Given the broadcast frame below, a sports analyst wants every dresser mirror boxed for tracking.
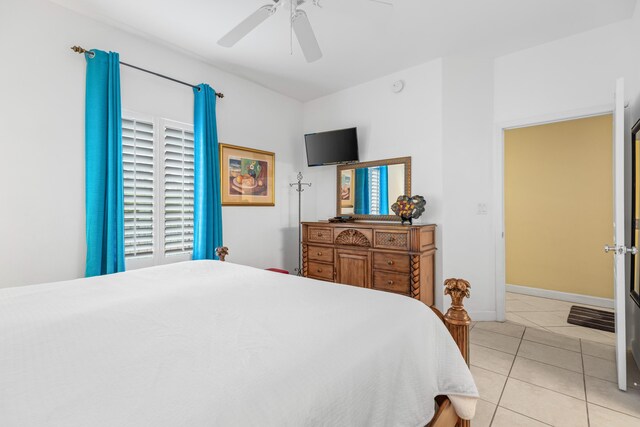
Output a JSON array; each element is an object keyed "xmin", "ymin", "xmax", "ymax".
[{"xmin": 336, "ymin": 157, "xmax": 411, "ymax": 221}]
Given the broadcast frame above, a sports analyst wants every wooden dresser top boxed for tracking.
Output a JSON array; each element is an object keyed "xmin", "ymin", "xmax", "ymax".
[{"xmin": 302, "ymin": 221, "xmax": 435, "ymax": 230}]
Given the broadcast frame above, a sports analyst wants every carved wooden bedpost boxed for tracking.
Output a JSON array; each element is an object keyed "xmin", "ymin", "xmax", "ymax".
[
  {"xmin": 443, "ymin": 278, "xmax": 471, "ymax": 365},
  {"xmin": 215, "ymin": 246, "xmax": 229, "ymax": 262},
  {"xmin": 443, "ymin": 279, "xmax": 471, "ymax": 427}
]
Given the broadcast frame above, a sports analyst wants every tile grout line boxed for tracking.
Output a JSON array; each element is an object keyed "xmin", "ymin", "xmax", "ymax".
[
  {"xmin": 488, "ymin": 325, "xmax": 526, "ymax": 426},
  {"xmin": 494, "ymin": 406, "xmax": 554, "ymax": 426},
  {"xmin": 506, "ymin": 374, "xmax": 587, "ymax": 403},
  {"xmin": 472, "ymin": 336, "xmax": 581, "ymax": 355},
  {"xmin": 473, "ymin": 353, "xmax": 619, "ymax": 400},
  {"xmin": 588, "ymin": 402, "xmax": 640, "ymax": 421},
  {"xmin": 470, "ymin": 346, "xmax": 583, "ymax": 377},
  {"xmin": 472, "ymin": 319, "xmax": 625, "ymax": 424},
  {"xmin": 580, "ymin": 339, "xmax": 591, "ymax": 427},
  {"xmin": 483, "ymin": 315, "xmax": 615, "ymax": 345},
  {"xmin": 471, "ymin": 335, "xmax": 603, "ymax": 403},
  {"xmin": 472, "ymin": 325, "xmax": 525, "ymax": 339}
]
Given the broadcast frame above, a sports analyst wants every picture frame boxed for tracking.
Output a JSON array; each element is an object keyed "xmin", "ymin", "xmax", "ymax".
[
  {"xmin": 340, "ymin": 169, "xmax": 354, "ymax": 208},
  {"xmin": 219, "ymin": 143, "xmax": 275, "ymax": 206}
]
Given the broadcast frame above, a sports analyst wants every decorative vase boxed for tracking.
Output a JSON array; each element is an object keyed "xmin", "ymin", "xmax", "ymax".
[{"xmin": 391, "ymin": 195, "xmax": 426, "ymax": 225}]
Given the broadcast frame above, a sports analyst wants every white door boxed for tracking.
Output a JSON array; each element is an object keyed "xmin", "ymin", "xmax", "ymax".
[{"xmin": 606, "ymin": 77, "xmax": 630, "ymax": 391}]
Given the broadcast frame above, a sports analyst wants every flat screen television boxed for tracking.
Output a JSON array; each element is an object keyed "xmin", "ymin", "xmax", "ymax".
[{"xmin": 305, "ymin": 127, "xmax": 359, "ymax": 167}]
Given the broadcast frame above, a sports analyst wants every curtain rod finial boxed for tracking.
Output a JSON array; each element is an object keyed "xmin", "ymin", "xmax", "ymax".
[{"xmin": 71, "ymin": 45, "xmax": 94, "ymax": 58}]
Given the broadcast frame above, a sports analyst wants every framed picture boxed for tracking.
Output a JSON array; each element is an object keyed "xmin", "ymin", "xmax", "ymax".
[
  {"xmin": 340, "ymin": 169, "xmax": 354, "ymax": 208},
  {"xmin": 219, "ymin": 143, "xmax": 275, "ymax": 206}
]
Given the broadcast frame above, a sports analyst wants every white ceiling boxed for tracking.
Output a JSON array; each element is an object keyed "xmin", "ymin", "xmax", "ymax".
[{"xmin": 54, "ymin": 0, "xmax": 636, "ymax": 101}]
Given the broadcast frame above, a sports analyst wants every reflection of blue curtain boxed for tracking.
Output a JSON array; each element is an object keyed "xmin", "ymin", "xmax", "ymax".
[
  {"xmin": 193, "ymin": 84, "xmax": 223, "ymax": 260},
  {"xmin": 85, "ymin": 49, "xmax": 125, "ymax": 277},
  {"xmin": 355, "ymin": 167, "xmax": 370, "ymax": 214},
  {"xmin": 379, "ymin": 165, "xmax": 389, "ymax": 214}
]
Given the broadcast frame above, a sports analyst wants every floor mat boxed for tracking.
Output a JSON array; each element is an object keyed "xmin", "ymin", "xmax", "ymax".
[{"xmin": 567, "ymin": 305, "xmax": 615, "ymax": 333}]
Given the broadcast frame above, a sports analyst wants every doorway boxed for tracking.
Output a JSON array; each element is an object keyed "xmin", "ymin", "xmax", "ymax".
[{"xmin": 499, "ymin": 113, "xmax": 616, "ymax": 344}]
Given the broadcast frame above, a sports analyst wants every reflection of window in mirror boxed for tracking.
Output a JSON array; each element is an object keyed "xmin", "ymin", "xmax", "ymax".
[
  {"xmin": 339, "ymin": 164, "xmax": 406, "ymax": 216},
  {"xmin": 337, "ymin": 157, "xmax": 411, "ymax": 219}
]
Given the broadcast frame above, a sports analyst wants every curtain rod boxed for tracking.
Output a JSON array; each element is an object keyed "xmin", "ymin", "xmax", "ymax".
[{"xmin": 71, "ymin": 46, "xmax": 224, "ymax": 98}]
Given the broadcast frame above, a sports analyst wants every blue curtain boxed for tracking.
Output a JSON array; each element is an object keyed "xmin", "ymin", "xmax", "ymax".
[
  {"xmin": 354, "ymin": 167, "xmax": 370, "ymax": 215},
  {"xmin": 193, "ymin": 84, "xmax": 223, "ymax": 260},
  {"xmin": 84, "ymin": 50, "xmax": 125, "ymax": 277},
  {"xmin": 379, "ymin": 165, "xmax": 389, "ymax": 215}
]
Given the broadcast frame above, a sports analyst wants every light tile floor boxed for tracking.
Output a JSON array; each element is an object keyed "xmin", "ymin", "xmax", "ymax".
[
  {"xmin": 505, "ymin": 292, "xmax": 616, "ymax": 345},
  {"xmin": 470, "ymin": 321, "xmax": 640, "ymax": 426}
]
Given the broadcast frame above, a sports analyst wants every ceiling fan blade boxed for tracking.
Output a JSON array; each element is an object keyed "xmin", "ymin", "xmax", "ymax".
[
  {"xmin": 292, "ymin": 10, "xmax": 322, "ymax": 63},
  {"xmin": 369, "ymin": 0, "xmax": 393, "ymax": 5},
  {"xmin": 218, "ymin": 5, "xmax": 275, "ymax": 48}
]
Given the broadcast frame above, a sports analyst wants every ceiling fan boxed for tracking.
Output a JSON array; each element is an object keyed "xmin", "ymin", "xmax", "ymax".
[{"xmin": 218, "ymin": 0, "xmax": 392, "ymax": 63}]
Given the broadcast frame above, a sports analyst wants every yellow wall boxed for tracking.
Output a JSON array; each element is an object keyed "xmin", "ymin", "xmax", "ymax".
[{"xmin": 505, "ymin": 115, "xmax": 613, "ymax": 299}]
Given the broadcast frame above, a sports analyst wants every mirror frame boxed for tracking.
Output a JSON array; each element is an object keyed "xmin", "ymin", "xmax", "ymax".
[
  {"xmin": 631, "ymin": 119, "xmax": 640, "ymax": 307},
  {"xmin": 336, "ymin": 156, "xmax": 411, "ymax": 222}
]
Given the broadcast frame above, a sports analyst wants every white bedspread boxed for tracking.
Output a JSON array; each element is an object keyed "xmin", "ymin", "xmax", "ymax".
[{"xmin": 0, "ymin": 261, "xmax": 478, "ymax": 426}]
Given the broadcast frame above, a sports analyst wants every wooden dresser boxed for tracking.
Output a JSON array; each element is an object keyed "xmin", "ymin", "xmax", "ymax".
[{"xmin": 301, "ymin": 221, "xmax": 436, "ymax": 305}]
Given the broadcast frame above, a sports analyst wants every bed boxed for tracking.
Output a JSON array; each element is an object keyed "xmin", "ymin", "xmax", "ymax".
[{"xmin": 0, "ymin": 252, "xmax": 478, "ymax": 427}]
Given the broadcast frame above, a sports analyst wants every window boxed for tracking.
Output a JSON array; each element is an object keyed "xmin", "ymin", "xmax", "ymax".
[
  {"xmin": 122, "ymin": 117, "xmax": 155, "ymax": 259},
  {"xmin": 122, "ymin": 112, "xmax": 194, "ymax": 268},
  {"xmin": 162, "ymin": 122, "xmax": 194, "ymax": 256},
  {"xmin": 369, "ymin": 167, "xmax": 381, "ymax": 215}
]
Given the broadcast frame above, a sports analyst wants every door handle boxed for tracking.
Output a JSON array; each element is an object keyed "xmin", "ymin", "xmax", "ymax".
[{"xmin": 604, "ymin": 245, "xmax": 638, "ymax": 255}]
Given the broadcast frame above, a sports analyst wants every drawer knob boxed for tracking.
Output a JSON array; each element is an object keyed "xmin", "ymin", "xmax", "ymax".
[
  {"xmin": 387, "ymin": 260, "xmax": 394, "ymax": 265},
  {"xmin": 317, "ymin": 252, "xmax": 323, "ymax": 256},
  {"xmin": 317, "ymin": 268, "xmax": 323, "ymax": 273},
  {"xmin": 388, "ymin": 236, "xmax": 396, "ymax": 242},
  {"xmin": 317, "ymin": 233, "xmax": 323, "ymax": 237},
  {"xmin": 387, "ymin": 280, "xmax": 394, "ymax": 285}
]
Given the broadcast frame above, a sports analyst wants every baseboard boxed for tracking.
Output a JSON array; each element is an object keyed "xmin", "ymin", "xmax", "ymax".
[
  {"xmin": 632, "ymin": 339, "xmax": 640, "ymax": 374},
  {"xmin": 506, "ymin": 284, "xmax": 614, "ymax": 309},
  {"xmin": 468, "ymin": 310, "xmax": 497, "ymax": 321}
]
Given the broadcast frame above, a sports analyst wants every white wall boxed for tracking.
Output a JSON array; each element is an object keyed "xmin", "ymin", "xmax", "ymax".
[
  {"xmin": 302, "ymin": 60, "xmax": 446, "ymax": 308},
  {"xmin": 494, "ymin": 19, "xmax": 634, "ymax": 124},
  {"xmin": 441, "ymin": 54, "xmax": 496, "ymax": 320},
  {"xmin": 0, "ymin": 0, "xmax": 303, "ymax": 289}
]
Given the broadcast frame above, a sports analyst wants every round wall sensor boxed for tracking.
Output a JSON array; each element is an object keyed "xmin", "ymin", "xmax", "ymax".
[{"xmin": 392, "ymin": 80, "xmax": 405, "ymax": 93}]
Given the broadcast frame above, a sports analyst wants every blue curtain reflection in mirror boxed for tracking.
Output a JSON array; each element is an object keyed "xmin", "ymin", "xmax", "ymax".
[
  {"xmin": 355, "ymin": 167, "xmax": 370, "ymax": 214},
  {"xmin": 355, "ymin": 166, "xmax": 388, "ymax": 215}
]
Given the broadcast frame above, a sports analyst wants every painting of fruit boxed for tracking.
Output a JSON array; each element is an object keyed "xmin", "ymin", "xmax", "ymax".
[{"xmin": 220, "ymin": 144, "xmax": 275, "ymax": 206}]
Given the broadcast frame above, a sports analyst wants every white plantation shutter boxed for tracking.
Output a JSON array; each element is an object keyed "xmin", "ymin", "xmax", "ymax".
[
  {"xmin": 369, "ymin": 167, "xmax": 381, "ymax": 215},
  {"xmin": 162, "ymin": 121, "xmax": 195, "ymax": 256},
  {"xmin": 122, "ymin": 117, "xmax": 155, "ymax": 259}
]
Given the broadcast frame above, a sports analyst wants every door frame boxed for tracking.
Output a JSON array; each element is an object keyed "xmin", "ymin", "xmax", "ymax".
[{"xmin": 493, "ymin": 104, "xmax": 615, "ymax": 321}]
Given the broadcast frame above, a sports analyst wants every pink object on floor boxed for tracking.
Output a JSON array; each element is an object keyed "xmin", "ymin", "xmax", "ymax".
[{"xmin": 266, "ymin": 268, "xmax": 289, "ymax": 274}]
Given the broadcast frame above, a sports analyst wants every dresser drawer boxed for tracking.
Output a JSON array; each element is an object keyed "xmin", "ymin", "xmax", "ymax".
[
  {"xmin": 307, "ymin": 227, "xmax": 333, "ymax": 244},
  {"xmin": 308, "ymin": 261, "xmax": 334, "ymax": 281},
  {"xmin": 372, "ymin": 270, "xmax": 410, "ymax": 295},
  {"xmin": 374, "ymin": 230, "xmax": 409, "ymax": 250},
  {"xmin": 372, "ymin": 252, "xmax": 410, "ymax": 273},
  {"xmin": 308, "ymin": 245, "xmax": 333, "ymax": 263}
]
